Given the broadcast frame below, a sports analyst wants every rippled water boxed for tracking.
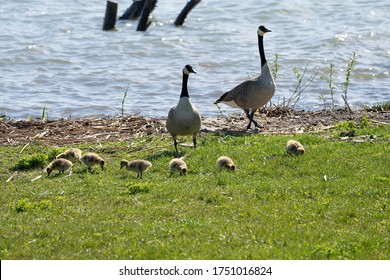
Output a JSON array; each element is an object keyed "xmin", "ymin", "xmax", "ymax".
[{"xmin": 1, "ymin": 0, "xmax": 389, "ymax": 120}]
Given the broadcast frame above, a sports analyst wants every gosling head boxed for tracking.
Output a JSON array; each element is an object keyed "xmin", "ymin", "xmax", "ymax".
[
  {"xmin": 120, "ymin": 159, "xmax": 128, "ymax": 169},
  {"xmin": 257, "ymin": 25, "xmax": 271, "ymax": 36},
  {"xmin": 46, "ymin": 167, "xmax": 53, "ymax": 177},
  {"xmin": 181, "ymin": 167, "xmax": 187, "ymax": 175},
  {"xmin": 297, "ymin": 147, "xmax": 305, "ymax": 155},
  {"xmin": 183, "ymin": 64, "xmax": 196, "ymax": 75}
]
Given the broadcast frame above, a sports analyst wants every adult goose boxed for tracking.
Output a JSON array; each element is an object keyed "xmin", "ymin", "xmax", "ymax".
[
  {"xmin": 166, "ymin": 65, "xmax": 202, "ymax": 154},
  {"xmin": 214, "ymin": 25, "xmax": 276, "ymax": 129}
]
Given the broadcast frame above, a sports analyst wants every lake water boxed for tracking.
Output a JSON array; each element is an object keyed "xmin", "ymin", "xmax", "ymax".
[{"xmin": 1, "ymin": 0, "xmax": 389, "ymax": 120}]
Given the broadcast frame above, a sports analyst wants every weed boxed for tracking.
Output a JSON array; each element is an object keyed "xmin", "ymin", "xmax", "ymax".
[
  {"xmin": 320, "ymin": 63, "xmax": 336, "ymax": 110},
  {"xmin": 341, "ymin": 51, "xmax": 357, "ymax": 112},
  {"xmin": 272, "ymin": 64, "xmax": 317, "ymax": 111},
  {"xmin": 124, "ymin": 182, "xmax": 150, "ymax": 195},
  {"xmin": 41, "ymin": 106, "xmax": 48, "ymax": 122},
  {"xmin": 13, "ymin": 154, "xmax": 48, "ymax": 171},
  {"xmin": 121, "ymin": 84, "xmax": 130, "ymax": 117},
  {"xmin": 272, "ymin": 52, "xmax": 280, "ymax": 81}
]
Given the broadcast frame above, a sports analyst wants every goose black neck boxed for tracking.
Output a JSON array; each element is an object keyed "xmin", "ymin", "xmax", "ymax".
[
  {"xmin": 258, "ymin": 34, "xmax": 267, "ymax": 67},
  {"xmin": 180, "ymin": 73, "xmax": 190, "ymax": 98}
]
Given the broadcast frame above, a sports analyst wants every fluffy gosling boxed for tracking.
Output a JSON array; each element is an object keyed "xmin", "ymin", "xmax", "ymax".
[
  {"xmin": 56, "ymin": 148, "xmax": 82, "ymax": 163},
  {"xmin": 217, "ymin": 156, "xmax": 236, "ymax": 171},
  {"xmin": 80, "ymin": 152, "xmax": 105, "ymax": 172},
  {"xmin": 46, "ymin": 158, "xmax": 73, "ymax": 176},
  {"xmin": 120, "ymin": 159, "xmax": 152, "ymax": 178},
  {"xmin": 169, "ymin": 157, "xmax": 187, "ymax": 176},
  {"xmin": 286, "ymin": 140, "xmax": 305, "ymax": 156}
]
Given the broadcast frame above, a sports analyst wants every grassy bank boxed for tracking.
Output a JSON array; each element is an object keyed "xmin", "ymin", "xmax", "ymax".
[{"xmin": 0, "ymin": 119, "xmax": 389, "ymax": 259}]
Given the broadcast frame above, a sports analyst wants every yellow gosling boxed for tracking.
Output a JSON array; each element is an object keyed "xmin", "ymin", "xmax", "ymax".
[
  {"xmin": 45, "ymin": 158, "xmax": 73, "ymax": 176},
  {"xmin": 217, "ymin": 156, "xmax": 236, "ymax": 171},
  {"xmin": 286, "ymin": 140, "xmax": 305, "ymax": 156},
  {"xmin": 120, "ymin": 159, "xmax": 152, "ymax": 178},
  {"xmin": 169, "ymin": 157, "xmax": 187, "ymax": 176},
  {"xmin": 80, "ymin": 152, "xmax": 105, "ymax": 172},
  {"xmin": 56, "ymin": 148, "xmax": 82, "ymax": 163}
]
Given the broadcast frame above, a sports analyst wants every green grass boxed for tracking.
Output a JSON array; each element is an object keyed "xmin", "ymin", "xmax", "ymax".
[{"xmin": 0, "ymin": 121, "xmax": 389, "ymax": 260}]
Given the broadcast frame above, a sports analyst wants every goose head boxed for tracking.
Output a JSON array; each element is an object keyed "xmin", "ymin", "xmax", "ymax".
[
  {"xmin": 257, "ymin": 25, "xmax": 272, "ymax": 36},
  {"xmin": 183, "ymin": 64, "xmax": 196, "ymax": 75}
]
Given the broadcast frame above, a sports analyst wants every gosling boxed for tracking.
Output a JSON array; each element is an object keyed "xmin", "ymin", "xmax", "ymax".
[
  {"xmin": 120, "ymin": 159, "xmax": 152, "ymax": 178},
  {"xmin": 46, "ymin": 158, "xmax": 73, "ymax": 176},
  {"xmin": 80, "ymin": 152, "xmax": 105, "ymax": 172},
  {"xmin": 286, "ymin": 140, "xmax": 305, "ymax": 156},
  {"xmin": 217, "ymin": 156, "xmax": 236, "ymax": 171},
  {"xmin": 56, "ymin": 148, "xmax": 82, "ymax": 163},
  {"xmin": 169, "ymin": 157, "xmax": 187, "ymax": 176}
]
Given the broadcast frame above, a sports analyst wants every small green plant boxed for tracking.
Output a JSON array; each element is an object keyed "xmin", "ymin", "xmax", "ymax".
[
  {"xmin": 272, "ymin": 52, "xmax": 280, "ymax": 80},
  {"xmin": 121, "ymin": 84, "xmax": 130, "ymax": 117},
  {"xmin": 319, "ymin": 51, "xmax": 357, "ymax": 111},
  {"xmin": 360, "ymin": 115, "xmax": 371, "ymax": 128},
  {"xmin": 341, "ymin": 51, "xmax": 357, "ymax": 112},
  {"xmin": 13, "ymin": 199, "xmax": 52, "ymax": 213},
  {"xmin": 13, "ymin": 154, "xmax": 49, "ymax": 171},
  {"xmin": 41, "ymin": 106, "xmax": 48, "ymax": 122},
  {"xmin": 280, "ymin": 64, "xmax": 317, "ymax": 110},
  {"xmin": 124, "ymin": 182, "xmax": 150, "ymax": 195},
  {"xmin": 320, "ymin": 63, "xmax": 336, "ymax": 110}
]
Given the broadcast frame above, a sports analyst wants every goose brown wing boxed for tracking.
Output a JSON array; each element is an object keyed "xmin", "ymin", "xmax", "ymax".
[{"xmin": 214, "ymin": 80, "xmax": 253, "ymax": 106}]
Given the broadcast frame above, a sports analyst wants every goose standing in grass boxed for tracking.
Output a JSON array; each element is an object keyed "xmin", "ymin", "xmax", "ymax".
[
  {"xmin": 214, "ymin": 25, "xmax": 276, "ymax": 129},
  {"xmin": 120, "ymin": 159, "xmax": 152, "ymax": 178},
  {"xmin": 217, "ymin": 156, "xmax": 236, "ymax": 171},
  {"xmin": 80, "ymin": 152, "xmax": 105, "ymax": 172},
  {"xmin": 286, "ymin": 140, "xmax": 305, "ymax": 156},
  {"xmin": 166, "ymin": 64, "xmax": 202, "ymax": 154},
  {"xmin": 56, "ymin": 148, "xmax": 82, "ymax": 163},
  {"xmin": 46, "ymin": 158, "xmax": 73, "ymax": 176},
  {"xmin": 169, "ymin": 157, "xmax": 187, "ymax": 176}
]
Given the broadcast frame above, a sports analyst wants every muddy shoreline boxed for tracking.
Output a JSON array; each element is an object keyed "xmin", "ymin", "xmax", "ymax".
[{"xmin": 1, "ymin": 109, "xmax": 389, "ymax": 146}]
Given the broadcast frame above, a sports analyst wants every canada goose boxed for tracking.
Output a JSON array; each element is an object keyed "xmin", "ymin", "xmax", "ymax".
[
  {"xmin": 46, "ymin": 158, "xmax": 73, "ymax": 176},
  {"xmin": 120, "ymin": 159, "xmax": 152, "ymax": 178},
  {"xmin": 286, "ymin": 140, "xmax": 305, "ymax": 156},
  {"xmin": 80, "ymin": 152, "xmax": 105, "ymax": 172},
  {"xmin": 56, "ymin": 148, "xmax": 82, "ymax": 163},
  {"xmin": 217, "ymin": 156, "xmax": 236, "ymax": 171},
  {"xmin": 169, "ymin": 157, "xmax": 187, "ymax": 176},
  {"xmin": 166, "ymin": 64, "xmax": 202, "ymax": 154},
  {"xmin": 214, "ymin": 25, "xmax": 276, "ymax": 129}
]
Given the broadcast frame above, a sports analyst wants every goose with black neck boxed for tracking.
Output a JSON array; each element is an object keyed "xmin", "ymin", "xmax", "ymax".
[
  {"xmin": 166, "ymin": 65, "xmax": 202, "ymax": 155},
  {"xmin": 214, "ymin": 25, "xmax": 276, "ymax": 129}
]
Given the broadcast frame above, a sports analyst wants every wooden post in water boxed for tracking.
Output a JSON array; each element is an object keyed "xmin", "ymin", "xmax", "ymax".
[
  {"xmin": 136, "ymin": 0, "xmax": 157, "ymax": 31},
  {"xmin": 174, "ymin": 0, "xmax": 201, "ymax": 26},
  {"xmin": 120, "ymin": 0, "xmax": 145, "ymax": 20},
  {"xmin": 103, "ymin": 1, "xmax": 118, "ymax": 30}
]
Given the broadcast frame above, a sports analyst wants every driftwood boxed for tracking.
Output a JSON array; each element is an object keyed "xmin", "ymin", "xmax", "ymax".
[
  {"xmin": 102, "ymin": 1, "xmax": 118, "ymax": 30},
  {"xmin": 1, "ymin": 110, "xmax": 388, "ymax": 147},
  {"xmin": 174, "ymin": 0, "xmax": 201, "ymax": 26},
  {"xmin": 137, "ymin": 0, "xmax": 158, "ymax": 31}
]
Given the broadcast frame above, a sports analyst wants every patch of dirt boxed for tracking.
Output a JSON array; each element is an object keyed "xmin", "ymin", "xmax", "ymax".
[{"xmin": 1, "ymin": 109, "xmax": 389, "ymax": 147}]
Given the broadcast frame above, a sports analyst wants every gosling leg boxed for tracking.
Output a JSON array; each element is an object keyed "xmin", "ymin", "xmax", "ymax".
[{"xmin": 193, "ymin": 135, "xmax": 197, "ymax": 149}]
